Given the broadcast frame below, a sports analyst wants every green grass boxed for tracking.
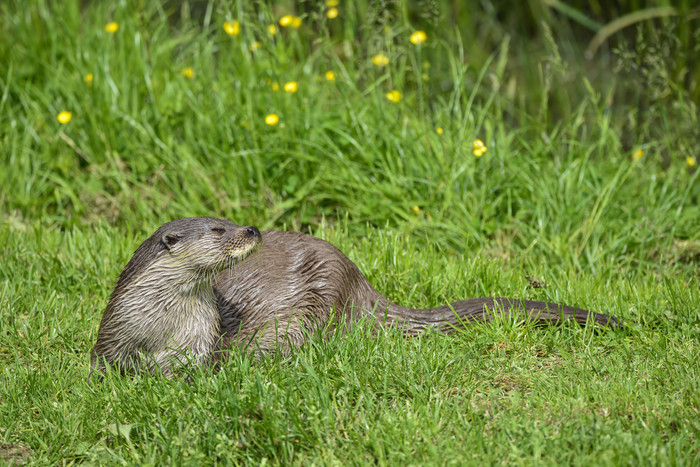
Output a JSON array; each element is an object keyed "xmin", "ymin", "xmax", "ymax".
[
  {"xmin": 2, "ymin": 222, "xmax": 699, "ymax": 464},
  {"xmin": 1, "ymin": 0, "xmax": 699, "ymax": 464}
]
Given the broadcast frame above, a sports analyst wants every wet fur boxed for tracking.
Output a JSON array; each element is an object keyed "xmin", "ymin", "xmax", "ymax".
[
  {"xmin": 214, "ymin": 230, "xmax": 622, "ymax": 355},
  {"xmin": 92, "ymin": 218, "xmax": 622, "ymax": 376},
  {"xmin": 90, "ymin": 217, "xmax": 261, "ymax": 378}
]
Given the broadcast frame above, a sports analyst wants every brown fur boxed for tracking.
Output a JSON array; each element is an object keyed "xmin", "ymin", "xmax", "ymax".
[
  {"xmin": 91, "ymin": 218, "xmax": 621, "ymax": 376},
  {"xmin": 90, "ymin": 217, "xmax": 261, "ymax": 378},
  {"xmin": 214, "ymin": 230, "xmax": 621, "ymax": 355}
]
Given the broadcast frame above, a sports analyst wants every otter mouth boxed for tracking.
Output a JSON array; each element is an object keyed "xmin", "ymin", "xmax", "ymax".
[{"xmin": 219, "ymin": 235, "xmax": 262, "ymax": 273}]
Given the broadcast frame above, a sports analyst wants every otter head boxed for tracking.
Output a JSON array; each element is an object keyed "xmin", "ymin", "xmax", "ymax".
[
  {"xmin": 118, "ymin": 217, "xmax": 261, "ymax": 292},
  {"xmin": 90, "ymin": 217, "xmax": 261, "ymax": 378}
]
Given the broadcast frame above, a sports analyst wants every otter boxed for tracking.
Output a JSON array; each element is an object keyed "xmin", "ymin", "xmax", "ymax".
[
  {"xmin": 91, "ymin": 217, "xmax": 621, "ymax": 376},
  {"xmin": 214, "ymin": 230, "xmax": 621, "ymax": 354},
  {"xmin": 89, "ymin": 217, "xmax": 261, "ymax": 378}
]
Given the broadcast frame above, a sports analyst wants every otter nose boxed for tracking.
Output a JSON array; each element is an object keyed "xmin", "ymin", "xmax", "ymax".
[{"xmin": 244, "ymin": 226, "xmax": 261, "ymax": 238}]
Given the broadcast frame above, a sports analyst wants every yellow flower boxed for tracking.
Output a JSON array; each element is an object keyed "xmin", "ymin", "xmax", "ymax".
[
  {"xmin": 325, "ymin": 70, "xmax": 336, "ymax": 81},
  {"xmin": 250, "ymin": 41, "xmax": 262, "ymax": 52},
  {"xmin": 632, "ymin": 148, "xmax": 643, "ymax": 161},
  {"xmin": 283, "ymin": 81, "xmax": 298, "ymax": 93},
  {"xmin": 436, "ymin": 127, "xmax": 443, "ymax": 135},
  {"xmin": 57, "ymin": 111, "xmax": 72, "ymax": 124},
  {"xmin": 105, "ymin": 22, "xmax": 119, "ymax": 34},
  {"xmin": 271, "ymin": 82, "xmax": 280, "ymax": 91},
  {"xmin": 385, "ymin": 90, "xmax": 402, "ymax": 103},
  {"xmin": 268, "ymin": 24, "xmax": 277, "ymax": 35},
  {"xmin": 325, "ymin": 0, "xmax": 339, "ymax": 6},
  {"xmin": 411, "ymin": 205, "xmax": 421, "ymax": 215},
  {"xmin": 223, "ymin": 21, "xmax": 240, "ymax": 36},
  {"xmin": 472, "ymin": 139, "xmax": 487, "ymax": 157},
  {"xmin": 371, "ymin": 53, "xmax": 389, "ymax": 67},
  {"xmin": 280, "ymin": 15, "xmax": 302, "ymax": 28},
  {"xmin": 180, "ymin": 67, "xmax": 194, "ymax": 79},
  {"xmin": 83, "ymin": 73, "xmax": 94, "ymax": 86},
  {"xmin": 687, "ymin": 156, "xmax": 697, "ymax": 167},
  {"xmin": 327, "ymin": 7, "xmax": 339, "ymax": 19},
  {"xmin": 279, "ymin": 15, "xmax": 293, "ymax": 27},
  {"xmin": 265, "ymin": 113, "xmax": 280, "ymax": 126},
  {"xmin": 410, "ymin": 30, "xmax": 427, "ymax": 45}
]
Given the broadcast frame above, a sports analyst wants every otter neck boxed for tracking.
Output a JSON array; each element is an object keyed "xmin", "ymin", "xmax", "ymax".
[{"xmin": 116, "ymin": 261, "xmax": 222, "ymax": 370}]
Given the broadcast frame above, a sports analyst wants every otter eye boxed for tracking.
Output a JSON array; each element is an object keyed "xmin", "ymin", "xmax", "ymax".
[{"xmin": 211, "ymin": 227, "xmax": 225, "ymax": 234}]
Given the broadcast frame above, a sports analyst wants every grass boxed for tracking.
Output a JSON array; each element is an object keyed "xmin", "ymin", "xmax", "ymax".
[
  {"xmin": 1, "ymin": 0, "xmax": 699, "ymax": 464},
  {"xmin": 2, "ymin": 222, "xmax": 699, "ymax": 464}
]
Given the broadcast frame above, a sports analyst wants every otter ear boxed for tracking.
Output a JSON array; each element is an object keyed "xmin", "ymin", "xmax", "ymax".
[{"xmin": 161, "ymin": 233, "xmax": 182, "ymax": 250}]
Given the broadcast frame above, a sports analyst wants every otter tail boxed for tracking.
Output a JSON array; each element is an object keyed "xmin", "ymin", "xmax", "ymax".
[{"xmin": 375, "ymin": 297, "xmax": 622, "ymax": 336}]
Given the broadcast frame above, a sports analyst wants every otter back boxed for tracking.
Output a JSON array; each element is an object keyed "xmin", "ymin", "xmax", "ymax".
[{"xmin": 214, "ymin": 230, "xmax": 622, "ymax": 355}]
